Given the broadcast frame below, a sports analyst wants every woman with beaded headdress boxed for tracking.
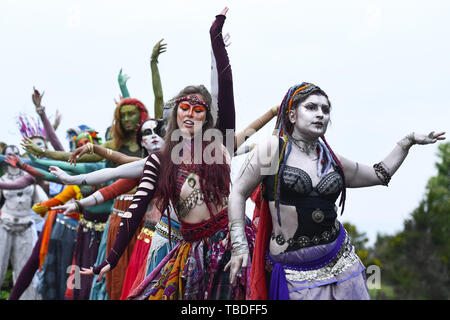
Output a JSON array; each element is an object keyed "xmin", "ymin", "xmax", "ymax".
[
  {"xmin": 227, "ymin": 82, "xmax": 445, "ymax": 300},
  {"xmin": 78, "ymin": 7, "xmax": 257, "ymax": 300},
  {"xmin": 8, "ymin": 129, "xmax": 107, "ymax": 300}
]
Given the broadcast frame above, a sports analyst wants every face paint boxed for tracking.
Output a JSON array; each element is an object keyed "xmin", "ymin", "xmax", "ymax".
[
  {"xmin": 140, "ymin": 120, "xmax": 164, "ymax": 152},
  {"xmin": 31, "ymin": 137, "xmax": 46, "ymax": 149},
  {"xmin": 290, "ymin": 94, "xmax": 330, "ymax": 140},
  {"xmin": 4, "ymin": 145, "xmax": 20, "ymax": 157},
  {"xmin": 4, "ymin": 145, "xmax": 21, "ymax": 174},
  {"xmin": 76, "ymin": 137, "xmax": 91, "ymax": 147},
  {"xmin": 176, "ymin": 94, "xmax": 207, "ymax": 136},
  {"xmin": 120, "ymin": 104, "xmax": 141, "ymax": 133}
]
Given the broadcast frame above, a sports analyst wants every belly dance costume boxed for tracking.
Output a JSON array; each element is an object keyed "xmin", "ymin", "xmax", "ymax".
[
  {"xmin": 259, "ymin": 152, "xmax": 370, "ymax": 300},
  {"xmin": 129, "ymin": 163, "xmax": 255, "ymax": 300}
]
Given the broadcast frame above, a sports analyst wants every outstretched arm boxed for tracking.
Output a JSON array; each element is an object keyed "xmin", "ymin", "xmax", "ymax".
[
  {"xmin": 21, "ymin": 137, "xmax": 103, "ymax": 162},
  {"xmin": 5, "ymin": 154, "xmax": 65, "ymax": 183},
  {"xmin": 32, "ymin": 87, "xmax": 65, "ymax": 151},
  {"xmin": 68, "ymin": 143, "xmax": 140, "ymax": 166},
  {"xmin": 210, "ymin": 7, "xmax": 236, "ymax": 147},
  {"xmin": 0, "ymin": 154, "xmax": 47, "ymax": 171},
  {"xmin": 81, "ymin": 153, "xmax": 161, "ymax": 279},
  {"xmin": 150, "ymin": 39, "xmax": 166, "ymax": 119},
  {"xmin": 28, "ymin": 153, "xmax": 105, "ymax": 174},
  {"xmin": 52, "ymin": 177, "xmax": 140, "ymax": 215},
  {"xmin": 0, "ymin": 172, "xmax": 36, "ymax": 189},
  {"xmin": 49, "ymin": 158, "xmax": 146, "ymax": 185},
  {"xmin": 118, "ymin": 68, "xmax": 131, "ymax": 99},
  {"xmin": 339, "ymin": 131, "xmax": 446, "ymax": 188},
  {"xmin": 234, "ymin": 105, "xmax": 279, "ymax": 151}
]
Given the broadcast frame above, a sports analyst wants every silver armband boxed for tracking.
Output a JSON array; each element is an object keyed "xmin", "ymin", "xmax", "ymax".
[
  {"xmin": 228, "ymin": 219, "xmax": 249, "ymax": 256},
  {"xmin": 397, "ymin": 132, "xmax": 415, "ymax": 151}
]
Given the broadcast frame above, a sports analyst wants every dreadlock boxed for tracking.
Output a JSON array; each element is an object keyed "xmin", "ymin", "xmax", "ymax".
[{"xmin": 272, "ymin": 83, "xmax": 347, "ymax": 226}]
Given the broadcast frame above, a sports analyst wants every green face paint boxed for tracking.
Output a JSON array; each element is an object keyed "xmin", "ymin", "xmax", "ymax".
[{"xmin": 120, "ymin": 104, "xmax": 141, "ymax": 133}]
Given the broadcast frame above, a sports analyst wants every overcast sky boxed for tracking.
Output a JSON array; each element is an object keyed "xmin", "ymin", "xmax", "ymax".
[{"xmin": 1, "ymin": 0, "xmax": 449, "ymax": 245}]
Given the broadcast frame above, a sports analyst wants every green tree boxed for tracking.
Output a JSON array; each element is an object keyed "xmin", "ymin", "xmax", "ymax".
[{"xmin": 373, "ymin": 142, "xmax": 450, "ymax": 299}]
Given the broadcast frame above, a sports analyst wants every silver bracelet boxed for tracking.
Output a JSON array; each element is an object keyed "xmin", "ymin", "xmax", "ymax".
[{"xmin": 229, "ymin": 219, "xmax": 249, "ymax": 256}]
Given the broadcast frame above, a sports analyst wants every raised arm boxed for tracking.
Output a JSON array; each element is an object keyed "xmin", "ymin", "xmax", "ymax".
[
  {"xmin": 32, "ymin": 87, "xmax": 65, "ymax": 151},
  {"xmin": 234, "ymin": 105, "xmax": 279, "ymax": 151},
  {"xmin": 49, "ymin": 158, "xmax": 146, "ymax": 185},
  {"xmin": 210, "ymin": 33, "xmax": 231, "ymax": 127},
  {"xmin": 118, "ymin": 68, "xmax": 131, "ymax": 99},
  {"xmin": 339, "ymin": 131, "xmax": 446, "ymax": 188},
  {"xmin": 150, "ymin": 39, "xmax": 166, "ymax": 119},
  {"xmin": 85, "ymin": 153, "xmax": 160, "ymax": 278},
  {"xmin": 210, "ymin": 7, "xmax": 236, "ymax": 144}
]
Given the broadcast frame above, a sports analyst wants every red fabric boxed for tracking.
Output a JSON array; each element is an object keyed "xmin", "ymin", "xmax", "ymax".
[
  {"xmin": 39, "ymin": 210, "xmax": 57, "ymax": 271},
  {"xmin": 249, "ymin": 184, "xmax": 272, "ymax": 300},
  {"xmin": 126, "ymin": 254, "xmax": 149, "ymax": 299},
  {"xmin": 120, "ymin": 231, "xmax": 152, "ymax": 300},
  {"xmin": 180, "ymin": 208, "xmax": 228, "ymax": 242},
  {"xmin": 98, "ymin": 177, "xmax": 140, "ymax": 201}
]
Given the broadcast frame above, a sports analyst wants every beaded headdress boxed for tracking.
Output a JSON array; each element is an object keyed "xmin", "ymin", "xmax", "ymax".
[
  {"xmin": 175, "ymin": 95, "xmax": 210, "ymax": 111},
  {"xmin": 17, "ymin": 114, "xmax": 46, "ymax": 140}
]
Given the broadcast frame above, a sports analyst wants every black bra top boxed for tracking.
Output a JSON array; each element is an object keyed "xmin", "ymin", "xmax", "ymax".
[
  {"xmin": 282, "ymin": 165, "xmax": 343, "ymax": 195},
  {"xmin": 263, "ymin": 140, "xmax": 344, "ymax": 204}
]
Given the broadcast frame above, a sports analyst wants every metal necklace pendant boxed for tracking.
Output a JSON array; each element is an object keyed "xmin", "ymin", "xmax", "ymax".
[{"xmin": 187, "ymin": 174, "xmax": 196, "ymax": 188}]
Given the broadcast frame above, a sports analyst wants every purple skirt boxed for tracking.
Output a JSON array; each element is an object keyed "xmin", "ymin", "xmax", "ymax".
[{"xmin": 267, "ymin": 223, "xmax": 370, "ymax": 300}]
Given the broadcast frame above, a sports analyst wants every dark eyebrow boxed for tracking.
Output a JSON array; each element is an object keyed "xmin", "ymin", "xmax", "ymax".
[{"xmin": 304, "ymin": 102, "xmax": 330, "ymax": 108}]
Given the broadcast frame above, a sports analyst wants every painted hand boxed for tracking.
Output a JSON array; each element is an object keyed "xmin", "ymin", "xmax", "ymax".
[
  {"xmin": 151, "ymin": 39, "xmax": 167, "ymax": 63},
  {"xmin": 49, "ymin": 166, "xmax": 75, "ymax": 184},
  {"xmin": 224, "ymin": 252, "xmax": 249, "ymax": 285},
  {"xmin": 51, "ymin": 203, "xmax": 77, "ymax": 215},
  {"xmin": 414, "ymin": 131, "xmax": 446, "ymax": 145},
  {"xmin": 81, "ymin": 264, "xmax": 111, "ymax": 282},
  {"xmin": 32, "ymin": 203, "xmax": 48, "ymax": 217},
  {"xmin": 118, "ymin": 68, "xmax": 130, "ymax": 87},
  {"xmin": 68, "ymin": 144, "xmax": 90, "ymax": 166},
  {"xmin": 21, "ymin": 138, "xmax": 45, "ymax": 157},
  {"xmin": 5, "ymin": 154, "xmax": 23, "ymax": 169},
  {"xmin": 53, "ymin": 109, "xmax": 62, "ymax": 130},
  {"xmin": 220, "ymin": 6, "xmax": 229, "ymax": 16},
  {"xmin": 32, "ymin": 87, "xmax": 44, "ymax": 110}
]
